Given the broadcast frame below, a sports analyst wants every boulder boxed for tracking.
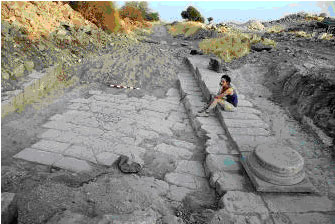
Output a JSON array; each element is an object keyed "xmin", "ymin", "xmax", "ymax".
[
  {"xmin": 208, "ymin": 58, "xmax": 228, "ymax": 73},
  {"xmin": 251, "ymin": 43, "xmax": 273, "ymax": 52}
]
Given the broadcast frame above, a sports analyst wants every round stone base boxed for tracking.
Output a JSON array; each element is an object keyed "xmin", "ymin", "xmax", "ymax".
[{"xmin": 246, "ymin": 144, "xmax": 306, "ymax": 186}]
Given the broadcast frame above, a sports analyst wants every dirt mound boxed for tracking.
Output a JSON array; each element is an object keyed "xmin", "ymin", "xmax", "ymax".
[{"xmin": 1, "ymin": 1, "xmax": 97, "ymax": 40}]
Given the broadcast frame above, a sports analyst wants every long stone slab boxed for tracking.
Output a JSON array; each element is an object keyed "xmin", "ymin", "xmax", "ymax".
[
  {"xmin": 228, "ymin": 127, "xmax": 270, "ymax": 136},
  {"xmin": 53, "ymin": 157, "xmax": 92, "ymax": 173},
  {"xmin": 224, "ymin": 119, "xmax": 269, "ymax": 129},
  {"xmin": 262, "ymin": 194, "xmax": 335, "ymax": 213},
  {"xmin": 14, "ymin": 148, "xmax": 63, "ymax": 166},
  {"xmin": 31, "ymin": 140, "xmax": 70, "ymax": 154},
  {"xmin": 271, "ymin": 212, "xmax": 335, "ymax": 224}
]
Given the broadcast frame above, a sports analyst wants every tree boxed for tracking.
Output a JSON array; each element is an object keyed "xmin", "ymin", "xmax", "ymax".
[
  {"xmin": 207, "ymin": 17, "xmax": 213, "ymax": 23},
  {"xmin": 122, "ymin": 1, "xmax": 159, "ymax": 21},
  {"xmin": 181, "ymin": 6, "xmax": 204, "ymax": 23}
]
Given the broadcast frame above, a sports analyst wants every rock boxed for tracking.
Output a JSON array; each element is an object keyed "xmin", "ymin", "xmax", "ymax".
[
  {"xmin": 1, "ymin": 192, "xmax": 17, "ymax": 224},
  {"xmin": 190, "ymin": 49, "xmax": 203, "ymax": 55},
  {"xmin": 251, "ymin": 43, "xmax": 273, "ymax": 52},
  {"xmin": 118, "ymin": 155, "xmax": 141, "ymax": 174},
  {"xmin": 208, "ymin": 58, "xmax": 228, "ymax": 73}
]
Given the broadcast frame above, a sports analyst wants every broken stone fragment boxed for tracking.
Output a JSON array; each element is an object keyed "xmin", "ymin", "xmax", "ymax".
[{"xmin": 1, "ymin": 192, "xmax": 17, "ymax": 224}]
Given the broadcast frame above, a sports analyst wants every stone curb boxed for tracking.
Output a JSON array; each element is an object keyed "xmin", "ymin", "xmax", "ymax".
[{"xmin": 177, "ymin": 63, "xmax": 253, "ymax": 196}]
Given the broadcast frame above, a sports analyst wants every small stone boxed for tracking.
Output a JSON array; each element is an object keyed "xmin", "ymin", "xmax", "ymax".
[{"xmin": 1, "ymin": 192, "xmax": 17, "ymax": 224}]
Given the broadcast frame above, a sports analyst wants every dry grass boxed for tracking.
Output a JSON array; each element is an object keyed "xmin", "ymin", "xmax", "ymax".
[
  {"xmin": 168, "ymin": 21, "xmax": 205, "ymax": 37},
  {"xmin": 199, "ymin": 30, "xmax": 276, "ymax": 62},
  {"xmin": 266, "ymin": 25, "xmax": 285, "ymax": 33}
]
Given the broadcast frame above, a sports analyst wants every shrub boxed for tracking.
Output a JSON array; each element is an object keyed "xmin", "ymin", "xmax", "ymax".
[
  {"xmin": 145, "ymin": 12, "xmax": 159, "ymax": 21},
  {"xmin": 119, "ymin": 5, "xmax": 144, "ymax": 22},
  {"xmin": 181, "ymin": 6, "xmax": 204, "ymax": 23}
]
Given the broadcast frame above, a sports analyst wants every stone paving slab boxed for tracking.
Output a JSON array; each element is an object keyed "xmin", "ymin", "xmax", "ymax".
[
  {"xmin": 43, "ymin": 121, "xmax": 104, "ymax": 136},
  {"xmin": 175, "ymin": 160, "xmax": 206, "ymax": 177},
  {"xmin": 228, "ymin": 127, "xmax": 271, "ymax": 136},
  {"xmin": 14, "ymin": 148, "xmax": 63, "ymax": 166},
  {"xmin": 219, "ymin": 191, "xmax": 270, "ymax": 221},
  {"xmin": 63, "ymin": 145, "xmax": 97, "ymax": 163},
  {"xmin": 262, "ymin": 194, "xmax": 335, "ymax": 213},
  {"xmin": 205, "ymin": 154, "xmax": 242, "ymax": 177},
  {"xmin": 271, "ymin": 212, "xmax": 335, "ymax": 224},
  {"xmin": 210, "ymin": 171, "xmax": 254, "ymax": 195},
  {"xmin": 165, "ymin": 172, "xmax": 210, "ymax": 191},
  {"xmin": 219, "ymin": 111, "xmax": 262, "ymax": 120},
  {"xmin": 167, "ymin": 185, "xmax": 192, "ymax": 202},
  {"xmin": 232, "ymin": 135, "xmax": 277, "ymax": 152},
  {"xmin": 224, "ymin": 119, "xmax": 269, "ymax": 129},
  {"xmin": 171, "ymin": 139, "xmax": 197, "ymax": 151},
  {"xmin": 53, "ymin": 157, "xmax": 92, "ymax": 173},
  {"xmin": 154, "ymin": 143, "xmax": 192, "ymax": 160},
  {"xmin": 31, "ymin": 140, "xmax": 70, "ymax": 154},
  {"xmin": 95, "ymin": 152, "xmax": 120, "ymax": 166}
]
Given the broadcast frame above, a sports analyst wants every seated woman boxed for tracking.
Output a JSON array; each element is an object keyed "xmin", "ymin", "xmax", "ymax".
[{"xmin": 198, "ymin": 74, "xmax": 238, "ymax": 117}]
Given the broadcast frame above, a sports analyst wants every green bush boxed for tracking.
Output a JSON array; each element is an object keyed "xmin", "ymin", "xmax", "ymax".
[
  {"xmin": 181, "ymin": 6, "xmax": 204, "ymax": 23},
  {"xmin": 145, "ymin": 12, "xmax": 160, "ymax": 21}
]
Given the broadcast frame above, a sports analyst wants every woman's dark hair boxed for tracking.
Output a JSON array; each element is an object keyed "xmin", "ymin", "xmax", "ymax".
[{"xmin": 221, "ymin": 75, "xmax": 231, "ymax": 83}]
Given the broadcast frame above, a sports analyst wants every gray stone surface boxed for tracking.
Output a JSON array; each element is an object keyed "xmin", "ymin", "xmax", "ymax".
[
  {"xmin": 1, "ymin": 192, "xmax": 17, "ymax": 224},
  {"xmin": 210, "ymin": 172, "xmax": 253, "ymax": 195},
  {"xmin": 95, "ymin": 152, "xmax": 120, "ymax": 166},
  {"xmin": 14, "ymin": 148, "xmax": 63, "ymax": 166},
  {"xmin": 31, "ymin": 140, "xmax": 70, "ymax": 154},
  {"xmin": 205, "ymin": 154, "xmax": 242, "ymax": 177},
  {"xmin": 228, "ymin": 127, "xmax": 270, "ymax": 136},
  {"xmin": 175, "ymin": 160, "xmax": 206, "ymax": 177},
  {"xmin": 63, "ymin": 145, "xmax": 97, "ymax": 163},
  {"xmin": 155, "ymin": 143, "xmax": 192, "ymax": 160},
  {"xmin": 168, "ymin": 185, "xmax": 192, "ymax": 201},
  {"xmin": 220, "ymin": 191, "xmax": 270, "ymax": 221},
  {"xmin": 99, "ymin": 208, "xmax": 158, "ymax": 224},
  {"xmin": 271, "ymin": 212, "xmax": 335, "ymax": 224},
  {"xmin": 224, "ymin": 119, "xmax": 269, "ymax": 128},
  {"xmin": 165, "ymin": 172, "xmax": 210, "ymax": 191},
  {"xmin": 171, "ymin": 139, "xmax": 197, "ymax": 151},
  {"xmin": 220, "ymin": 111, "xmax": 261, "ymax": 120},
  {"xmin": 262, "ymin": 194, "xmax": 335, "ymax": 213},
  {"xmin": 53, "ymin": 157, "xmax": 92, "ymax": 172}
]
